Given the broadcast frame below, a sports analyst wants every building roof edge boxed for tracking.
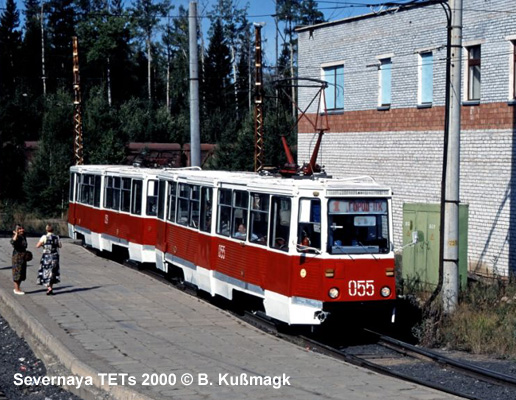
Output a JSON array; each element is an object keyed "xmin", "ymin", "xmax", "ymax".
[{"xmin": 295, "ymin": 0, "xmax": 444, "ymax": 33}]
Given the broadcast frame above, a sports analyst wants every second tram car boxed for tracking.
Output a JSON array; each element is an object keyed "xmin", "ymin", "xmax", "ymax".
[{"xmin": 68, "ymin": 165, "xmax": 397, "ymax": 325}]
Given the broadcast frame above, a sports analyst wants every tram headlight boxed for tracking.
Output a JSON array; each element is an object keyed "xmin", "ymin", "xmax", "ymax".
[
  {"xmin": 328, "ymin": 287, "xmax": 340, "ymax": 299},
  {"xmin": 380, "ymin": 286, "xmax": 391, "ymax": 298}
]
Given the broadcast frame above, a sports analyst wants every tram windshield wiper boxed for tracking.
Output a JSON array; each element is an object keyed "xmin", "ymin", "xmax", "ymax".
[{"xmin": 358, "ymin": 242, "xmax": 378, "ymax": 261}]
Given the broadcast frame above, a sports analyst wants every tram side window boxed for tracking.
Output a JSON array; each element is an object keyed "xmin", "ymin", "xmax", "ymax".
[
  {"xmin": 269, "ymin": 196, "xmax": 291, "ymax": 251},
  {"xmin": 80, "ymin": 174, "xmax": 94, "ymax": 205},
  {"xmin": 189, "ymin": 185, "xmax": 200, "ymax": 228},
  {"xmin": 113, "ymin": 177, "xmax": 121, "ymax": 210},
  {"xmin": 200, "ymin": 187, "xmax": 213, "ymax": 233},
  {"xmin": 74, "ymin": 173, "xmax": 80, "ymax": 203},
  {"xmin": 69, "ymin": 173, "xmax": 76, "ymax": 202},
  {"xmin": 167, "ymin": 181, "xmax": 177, "ymax": 222},
  {"xmin": 157, "ymin": 180, "xmax": 166, "ymax": 219},
  {"xmin": 105, "ymin": 176, "xmax": 121, "ymax": 210},
  {"xmin": 217, "ymin": 189, "xmax": 232, "ymax": 237},
  {"xmin": 104, "ymin": 177, "xmax": 112, "ymax": 208},
  {"xmin": 297, "ymin": 198, "xmax": 321, "ymax": 251},
  {"xmin": 120, "ymin": 178, "xmax": 131, "ymax": 212},
  {"xmin": 146, "ymin": 180, "xmax": 158, "ymax": 216},
  {"xmin": 94, "ymin": 175, "xmax": 101, "ymax": 207},
  {"xmin": 232, "ymin": 190, "xmax": 249, "ymax": 239},
  {"xmin": 177, "ymin": 183, "xmax": 191, "ymax": 225},
  {"xmin": 131, "ymin": 180, "xmax": 143, "ymax": 215},
  {"xmin": 249, "ymin": 193, "xmax": 269, "ymax": 245}
]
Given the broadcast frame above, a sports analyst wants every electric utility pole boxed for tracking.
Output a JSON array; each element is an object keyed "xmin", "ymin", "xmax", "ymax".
[
  {"xmin": 189, "ymin": 1, "xmax": 201, "ymax": 167},
  {"xmin": 442, "ymin": 0, "xmax": 463, "ymax": 313}
]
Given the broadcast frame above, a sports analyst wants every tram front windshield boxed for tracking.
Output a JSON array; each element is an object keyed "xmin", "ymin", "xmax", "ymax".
[{"xmin": 328, "ymin": 198, "xmax": 389, "ymax": 255}]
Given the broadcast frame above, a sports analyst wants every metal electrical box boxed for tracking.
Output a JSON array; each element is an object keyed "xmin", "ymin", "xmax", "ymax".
[{"xmin": 402, "ymin": 203, "xmax": 468, "ymax": 290}]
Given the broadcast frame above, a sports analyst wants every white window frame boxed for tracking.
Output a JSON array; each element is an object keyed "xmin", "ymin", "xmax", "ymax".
[
  {"xmin": 321, "ymin": 61, "xmax": 345, "ymax": 111},
  {"xmin": 463, "ymin": 41, "xmax": 483, "ymax": 102},
  {"xmin": 507, "ymin": 36, "xmax": 516, "ymax": 100},
  {"xmin": 418, "ymin": 51, "xmax": 433, "ymax": 106},
  {"xmin": 377, "ymin": 55, "xmax": 393, "ymax": 108}
]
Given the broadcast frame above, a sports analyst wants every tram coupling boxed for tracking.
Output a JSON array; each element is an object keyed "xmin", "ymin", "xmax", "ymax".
[{"xmin": 315, "ymin": 311, "xmax": 330, "ymax": 323}]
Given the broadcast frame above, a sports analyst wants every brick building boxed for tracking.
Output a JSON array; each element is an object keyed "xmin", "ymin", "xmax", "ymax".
[{"xmin": 296, "ymin": 0, "xmax": 516, "ymax": 277}]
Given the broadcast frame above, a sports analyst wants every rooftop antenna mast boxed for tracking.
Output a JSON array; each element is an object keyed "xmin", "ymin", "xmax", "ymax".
[{"xmin": 72, "ymin": 36, "xmax": 83, "ymax": 165}]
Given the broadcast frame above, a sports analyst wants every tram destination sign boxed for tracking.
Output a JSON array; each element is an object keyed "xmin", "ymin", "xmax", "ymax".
[{"xmin": 329, "ymin": 199, "xmax": 387, "ymax": 215}]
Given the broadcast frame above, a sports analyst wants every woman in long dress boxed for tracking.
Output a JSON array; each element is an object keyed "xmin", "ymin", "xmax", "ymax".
[
  {"xmin": 11, "ymin": 225, "xmax": 28, "ymax": 295},
  {"xmin": 36, "ymin": 224, "xmax": 62, "ymax": 295}
]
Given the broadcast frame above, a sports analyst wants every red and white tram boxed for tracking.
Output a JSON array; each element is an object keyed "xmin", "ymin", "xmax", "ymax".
[
  {"xmin": 68, "ymin": 165, "xmax": 161, "ymax": 263},
  {"xmin": 68, "ymin": 165, "xmax": 397, "ymax": 325}
]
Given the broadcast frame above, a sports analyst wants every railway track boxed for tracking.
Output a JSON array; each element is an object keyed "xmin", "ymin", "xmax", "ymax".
[
  {"xmin": 240, "ymin": 311, "xmax": 516, "ymax": 400},
  {"xmin": 109, "ymin": 252, "xmax": 516, "ymax": 400}
]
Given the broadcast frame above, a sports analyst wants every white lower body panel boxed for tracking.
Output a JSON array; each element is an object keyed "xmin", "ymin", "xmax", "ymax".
[{"xmin": 164, "ymin": 252, "xmax": 323, "ymax": 326}]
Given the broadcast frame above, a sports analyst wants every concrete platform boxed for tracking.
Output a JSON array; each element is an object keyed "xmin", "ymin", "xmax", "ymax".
[{"xmin": 0, "ymin": 237, "xmax": 460, "ymax": 400}]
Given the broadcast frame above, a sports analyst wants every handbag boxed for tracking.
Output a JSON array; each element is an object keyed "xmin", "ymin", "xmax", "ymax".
[{"xmin": 24, "ymin": 251, "xmax": 33, "ymax": 262}]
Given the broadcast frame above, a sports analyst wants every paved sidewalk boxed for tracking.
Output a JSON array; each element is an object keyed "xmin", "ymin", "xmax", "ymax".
[{"xmin": 0, "ymin": 238, "xmax": 459, "ymax": 400}]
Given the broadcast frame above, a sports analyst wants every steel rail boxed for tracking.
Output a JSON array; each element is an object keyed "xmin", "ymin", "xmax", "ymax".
[{"xmin": 366, "ymin": 329, "xmax": 516, "ymax": 389}]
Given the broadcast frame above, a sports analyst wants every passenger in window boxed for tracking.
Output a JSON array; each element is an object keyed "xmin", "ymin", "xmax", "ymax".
[
  {"xmin": 234, "ymin": 224, "xmax": 247, "ymax": 239},
  {"xmin": 234, "ymin": 224, "xmax": 259, "ymax": 241},
  {"xmin": 147, "ymin": 198, "xmax": 157, "ymax": 215},
  {"xmin": 274, "ymin": 237, "xmax": 287, "ymax": 249},
  {"xmin": 301, "ymin": 230, "xmax": 311, "ymax": 247},
  {"xmin": 250, "ymin": 230, "xmax": 265, "ymax": 243}
]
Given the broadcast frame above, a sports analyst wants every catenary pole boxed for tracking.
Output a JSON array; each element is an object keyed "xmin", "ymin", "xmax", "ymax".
[
  {"xmin": 254, "ymin": 23, "xmax": 265, "ymax": 173},
  {"xmin": 40, "ymin": 1, "xmax": 46, "ymax": 97},
  {"xmin": 442, "ymin": 0, "xmax": 463, "ymax": 313},
  {"xmin": 189, "ymin": 1, "xmax": 201, "ymax": 167},
  {"xmin": 72, "ymin": 37, "xmax": 83, "ymax": 166}
]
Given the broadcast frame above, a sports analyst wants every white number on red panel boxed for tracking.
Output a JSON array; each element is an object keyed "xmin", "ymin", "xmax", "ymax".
[
  {"xmin": 218, "ymin": 245, "xmax": 226, "ymax": 260},
  {"xmin": 348, "ymin": 280, "xmax": 374, "ymax": 297}
]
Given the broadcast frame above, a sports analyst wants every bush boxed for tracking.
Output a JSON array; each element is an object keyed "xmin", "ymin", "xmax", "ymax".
[{"xmin": 413, "ymin": 278, "xmax": 516, "ymax": 358}]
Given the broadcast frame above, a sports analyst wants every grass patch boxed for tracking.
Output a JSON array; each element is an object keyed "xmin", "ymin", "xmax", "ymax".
[
  {"xmin": 409, "ymin": 277, "xmax": 516, "ymax": 359},
  {"xmin": 0, "ymin": 203, "xmax": 68, "ymax": 237}
]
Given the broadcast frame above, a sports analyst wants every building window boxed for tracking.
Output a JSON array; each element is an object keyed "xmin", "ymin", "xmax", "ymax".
[
  {"xmin": 323, "ymin": 64, "xmax": 344, "ymax": 110},
  {"xmin": 512, "ymin": 41, "xmax": 516, "ymax": 100},
  {"xmin": 467, "ymin": 45, "xmax": 481, "ymax": 101},
  {"xmin": 418, "ymin": 52, "xmax": 433, "ymax": 105},
  {"xmin": 379, "ymin": 58, "xmax": 392, "ymax": 107}
]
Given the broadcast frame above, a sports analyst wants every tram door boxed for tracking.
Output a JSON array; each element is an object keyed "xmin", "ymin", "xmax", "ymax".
[
  {"xmin": 294, "ymin": 198, "xmax": 322, "ymax": 298},
  {"xmin": 155, "ymin": 179, "xmax": 170, "ymax": 271},
  {"xmin": 68, "ymin": 172, "xmax": 78, "ymax": 226}
]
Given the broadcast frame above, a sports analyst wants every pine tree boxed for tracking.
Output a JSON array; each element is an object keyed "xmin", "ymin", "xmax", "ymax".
[
  {"xmin": 161, "ymin": 5, "xmax": 189, "ymax": 142},
  {"xmin": 202, "ymin": 18, "xmax": 232, "ymax": 143},
  {"xmin": 24, "ymin": 89, "xmax": 74, "ymax": 216},
  {"xmin": 0, "ymin": 0, "xmax": 22, "ymax": 95},
  {"xmin": 20, "ymin": 0, "xmax": 42, "ymax": 95},
  {"xmin": 209, "ymin": 0, "xmax": 250, "ymax": 119},
  {"xmin": 130, "ymin": 0, "xmax": 172, "ymax": 102},
  {"xmin": 76, "ymin": 0, "xmax": 135, "ymax": 106},
  {"xmin": 46, "ymin": 0, "xmax": 76, "ymax": 92}
]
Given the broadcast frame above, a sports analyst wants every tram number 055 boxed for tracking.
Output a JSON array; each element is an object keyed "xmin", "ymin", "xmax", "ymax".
[{"xmin": 348, "ymin": 280, "xmax": 374, "ymax": 297}]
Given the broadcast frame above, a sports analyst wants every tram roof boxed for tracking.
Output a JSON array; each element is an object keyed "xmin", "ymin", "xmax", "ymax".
[
  {"xmin": 70, "ymin": 165, "xmax": 391, "ymax": 195},
  {"xmin": 157, "ymin": 168, "xmax": 391, "ymax": 195},
  {"xmin": 70, "ymin": 164, "xmax": 161, "ymax": 177}
]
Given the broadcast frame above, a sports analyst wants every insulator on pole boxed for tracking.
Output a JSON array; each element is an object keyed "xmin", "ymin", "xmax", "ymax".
[{"xmin": 72, "ymin": 36, "xmax": 84, "ymax": 165}]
